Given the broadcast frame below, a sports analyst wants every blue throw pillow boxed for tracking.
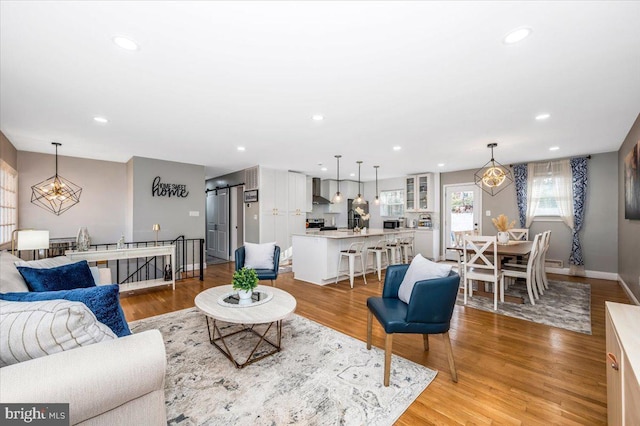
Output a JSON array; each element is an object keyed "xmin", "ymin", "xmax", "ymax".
[
  {"xmin": 0, "ymin": 285, "xmax": 131, "ymax": 337},
  {"xmin": 17, "ymin": 260, "xmax": 96, "ymax": 292}
]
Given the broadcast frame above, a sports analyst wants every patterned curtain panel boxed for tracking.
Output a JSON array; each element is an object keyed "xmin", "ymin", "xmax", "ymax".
[
  {"xmin": 513, "ymin": 164, "xmax": 528, "ymax": 228},
  {"xmin": 569, "ymin": 157, "xmax": 588, "ymax": 272}
]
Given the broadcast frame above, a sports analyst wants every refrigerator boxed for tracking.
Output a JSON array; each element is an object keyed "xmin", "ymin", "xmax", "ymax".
[{"xmin": 347, "ymin": 199, "xmax": 369, "ymax": 229}]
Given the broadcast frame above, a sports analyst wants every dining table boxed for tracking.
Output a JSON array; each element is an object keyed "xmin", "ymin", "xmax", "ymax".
[{"xmin": 447, "ymin": 240, "xmax": 534, "ymax": 304}]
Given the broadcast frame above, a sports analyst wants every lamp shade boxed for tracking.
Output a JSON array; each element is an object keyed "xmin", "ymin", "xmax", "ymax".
[
  {"xmin": 17, "ymin": 230, "xmax": 50, "ymax": 251},
  {"xmin": 152, "ymin": 224, "xmax": 161, "ymax": 231}
]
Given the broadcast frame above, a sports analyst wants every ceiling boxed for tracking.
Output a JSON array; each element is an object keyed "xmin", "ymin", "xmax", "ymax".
[{"xmin": 1, "ymin": 1, "xmax": 639, "ymax": 181}]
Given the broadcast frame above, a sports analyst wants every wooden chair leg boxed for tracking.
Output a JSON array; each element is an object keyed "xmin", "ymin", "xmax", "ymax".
[
  {"xmin": 367, "ymin": 310, "xmax": 372, "ymax": 350},
  {"xmin": 442, "ymin": 331, "xmax": 458, "ymax": 383},
  {"xmin": 384, "ymin": 333, "xmax": 393, "ymax": 387},
  {"xmin": 423, "ymin": 334, "xmax": 429, "ymax": 351}
]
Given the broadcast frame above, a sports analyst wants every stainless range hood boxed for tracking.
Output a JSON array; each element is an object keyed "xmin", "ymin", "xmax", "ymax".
[{"xmin": 312, "ymin": 178, "xmax": 331, "ymax": 205}]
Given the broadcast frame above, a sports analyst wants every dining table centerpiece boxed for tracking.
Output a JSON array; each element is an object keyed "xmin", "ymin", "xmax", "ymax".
[{"xmin": 491, "ymin": 214, "xmax": 515, "ymax": 245}]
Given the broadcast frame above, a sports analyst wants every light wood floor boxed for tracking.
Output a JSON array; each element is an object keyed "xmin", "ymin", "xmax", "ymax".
[{"xmin": 120, "ymin": 263, "xmax": 631, "ymax": 425}]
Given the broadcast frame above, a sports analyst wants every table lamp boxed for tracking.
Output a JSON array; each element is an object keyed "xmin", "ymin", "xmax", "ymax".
[
  {"xmin": 152, "ymin": 224, "xmax": 161, "ymax": 246},
  {"xmin": 15, "ymin": 230, "xmax": 50, "ymax": 258}
]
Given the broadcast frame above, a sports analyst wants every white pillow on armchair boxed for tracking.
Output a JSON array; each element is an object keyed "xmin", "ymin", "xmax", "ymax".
[{"xmin": 244, "ymin": 242, "xmax": 276, "ymax": 269}]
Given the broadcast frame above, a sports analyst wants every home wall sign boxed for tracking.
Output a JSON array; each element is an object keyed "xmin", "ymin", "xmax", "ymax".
[{"xmin": 152, "ymin": 176, "xmax": 189, "ymax": 198}]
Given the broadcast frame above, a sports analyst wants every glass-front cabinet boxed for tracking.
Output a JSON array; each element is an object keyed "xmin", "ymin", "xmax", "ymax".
[
  {"xmin": 405, "ymin": 176, "xmax": 416, "ymax": 211},
  {"xmin": 405, "ymin": 173, "xmax": 433, "ymax": 212}
]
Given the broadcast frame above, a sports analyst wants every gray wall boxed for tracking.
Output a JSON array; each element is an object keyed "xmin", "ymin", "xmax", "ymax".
[
  {"xmin": 618, "ymin": 113, "xmax": 640, "ymax": 301},
  {"xmin": 1, "ymin": 132, "xmax": 17, "ymax": 170},
  {"xmin": 440, "ymin": 151, "xmax": 619, "ymax": 273},
  {"xmin": 127, "ymin": 156, "xmax": 205, "ymax": 242},
  {"xmin": 17, "ymin": 151, "xmax": 127, "ymax": 244}
]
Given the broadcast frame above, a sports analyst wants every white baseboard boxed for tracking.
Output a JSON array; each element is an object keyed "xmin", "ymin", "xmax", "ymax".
[
  {"xmin": 618, "ymin": 276, "xmax": 640, "ymax": 305},
  {"xmin": 542, "ymin": 267, "xmax": 619, "ymax": 281}
]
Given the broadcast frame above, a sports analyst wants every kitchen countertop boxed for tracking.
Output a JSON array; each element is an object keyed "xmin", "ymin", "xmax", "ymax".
[{"xmin": 297, "ymin": 228, "xmax": 415, "ymax": 239}]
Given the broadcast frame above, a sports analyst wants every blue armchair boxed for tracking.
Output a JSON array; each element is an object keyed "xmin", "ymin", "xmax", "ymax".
[
  {"xmin": 234, "ymin": 245, "xmax": 281, "ymax": 286},
  {"xmin": 367, "ymin": 264, "xmax": 460, "ymax": 385}
]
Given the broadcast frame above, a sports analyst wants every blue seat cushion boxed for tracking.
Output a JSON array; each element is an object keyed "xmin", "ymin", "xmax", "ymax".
[
  {"xmin": 254, "ymin": 268, "xmax": 277, "ymax": 280},
  {"xmin": 1, "ymin": 284, "xmax": 131, "ymax": 337},
  {"xmin": 17, "ymin": 260, "xmax": 96, "ymax": 292},
  {"xmin": 367, "ymin": 297, "xmax": 450, "ymax": 335}
]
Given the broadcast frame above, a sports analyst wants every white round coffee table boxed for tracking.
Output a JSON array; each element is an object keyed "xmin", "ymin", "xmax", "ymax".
[{"xmin": 194, "ymin": 285, "xmax": 296, "ymax": 368}]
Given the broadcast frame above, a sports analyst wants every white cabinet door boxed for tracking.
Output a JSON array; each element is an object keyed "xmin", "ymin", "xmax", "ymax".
[
  {"xmin": 414, "ymin": 230, "xmax": 434, "ymax": 260},
  {"xmin": 288, "ymin": 172, "xmax": 307, "ymax": 213},
  {"xmin": 305, "ymin": 176, "xmax": 313, "ymax": 212},
  {"xmin": 405, "ymin": 176, "xmax": 416, "ymax": 212},
  {"xmin": 260, "ymin": 168, "xmax": 276, "ymax": 213},
  {"xmin": 417, "ymin": 174, "xmax": 433, "ymax": 211}
]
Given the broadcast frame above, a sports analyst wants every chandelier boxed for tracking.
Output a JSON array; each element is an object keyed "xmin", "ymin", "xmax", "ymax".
[
  {"xmin": 474, "ymin": 143, "xmax": 513, "ymax": 196},
  {"xmin": 31, "ymin": 142, "xmax": 82, "ymax": 215}
]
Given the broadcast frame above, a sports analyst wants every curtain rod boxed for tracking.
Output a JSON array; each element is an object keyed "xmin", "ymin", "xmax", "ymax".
[{"xmin": 509, "ymin": 154, "xmax": 591, "ymax": 168}]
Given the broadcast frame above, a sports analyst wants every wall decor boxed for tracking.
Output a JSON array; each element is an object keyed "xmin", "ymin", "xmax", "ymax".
[
  {"xmin": 244, "ymin": 189, "xmax": 259, "ymax": 203},
  {"xmin": 624, "ymin": 140, "xmax": 640, "ymax": 220},
  {"xmin": 152, "ymin": 176, "xmax": 189, "ymax": 198}
]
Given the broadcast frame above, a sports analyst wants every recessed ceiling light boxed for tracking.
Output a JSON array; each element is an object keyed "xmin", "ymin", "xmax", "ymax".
[
  {"xmin": 237, "ymin": 146, "xmax": 246, "ymax": 151},
  {"xmin": 535, "ymin": 113, "xmax": 551, "ymax": 120},
  {"xmin": 549, "ymin": 146, "xmax": 560, "ymax": 151},
  {"xmin": 112, "ymin": 36, "xmax": 139, "ymax": 51},
  {"xmin": 93, "ymin": 116, "xmax": 108, "ymax": 124},
  {"xmin": 503, "ymin": 27, "xmax": 532, "ymax": 44},
  {"xmin": 437, "ymin": 163, "xmax": 445, "ymax": 167},
  {"xmin": 393, "ymin": 146, "xmax": 402, "ymax": 151},
  {"xmin": 312, "ymin": 114, "xmax": 324, "ymax": 121},
  {"xmin": 321, "ymin": 167, "xmax": 328, "ymax": 172}
]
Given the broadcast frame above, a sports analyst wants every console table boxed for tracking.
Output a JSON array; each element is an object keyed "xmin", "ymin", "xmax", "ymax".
[{"xmin": 66, "ymin": 245, "xmax": 176, "ymax": 291}]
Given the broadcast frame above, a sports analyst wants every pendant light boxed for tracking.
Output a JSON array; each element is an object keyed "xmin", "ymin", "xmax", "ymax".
[
  {"xmin": 373, "ymin": 165, "xmax": 380, "ymax": 205},
  {"xmin": 31, "ymin": 142, "xmax": 82, "ymax": 215},
  {"xmin": 352, "ymin": 161, "xmax": 366, "ymax": 206},
  {"xmin": 332, "ymin": 155, "xmax": 342, "ymax": 203},
  {"xmin": 474, "ymin": 143, "xmax": 513, "ymax": 196}
]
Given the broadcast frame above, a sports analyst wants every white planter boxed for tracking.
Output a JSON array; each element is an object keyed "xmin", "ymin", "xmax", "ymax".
[
  {"xmin": 497, "ymin": 231, "xmax": 510, "ymax": 245},
  {"xmin": 237, "ymin": 289, "xmax": 253, "ymax": 300}
]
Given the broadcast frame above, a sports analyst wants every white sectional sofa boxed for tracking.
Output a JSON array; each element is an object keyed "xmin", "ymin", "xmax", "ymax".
[{"xmin": 0, "ymin": 251, "xmax": 167, "ymax": 425}]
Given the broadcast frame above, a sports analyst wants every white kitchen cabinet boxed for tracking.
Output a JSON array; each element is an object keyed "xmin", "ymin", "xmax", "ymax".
[
  {"xmin": 606, "ymin": 302, "xmax": 640, "ymax": 425},
  {"xmin": 305, "ymin": 176, "xmax": 313, "ymax": 212},
  {"xmin": 405, "ymin": 173, "xmax": 434, "ymax": 212},
  {"xmin": 260, "ymin": 168, "xmax": 288, "ymax": 214},
  {"xmin": 288, "ymin": 172, "xmax": 307, "ymax": 215},
  {"xmin": 414, "ymin": 229, "xmax": 439, "ymax": 260}
]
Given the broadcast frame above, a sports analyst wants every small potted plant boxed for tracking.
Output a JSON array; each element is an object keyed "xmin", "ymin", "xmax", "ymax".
[
  {"xmin": 492, "ymin": 214, "xmax": 515, "ymax": 245},
  {"xmin": 232, "ymin": 267, "xmax": 259, "ymax": 300}
]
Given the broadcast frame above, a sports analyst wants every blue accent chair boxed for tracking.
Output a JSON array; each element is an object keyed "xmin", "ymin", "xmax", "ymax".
[
  {"xmin": 234, "ymin": 245, "xmax": 281, "ymax": 286},
  {"xmin": 367, "ymin": 264, "xmax": 460, "ymax": 385}
]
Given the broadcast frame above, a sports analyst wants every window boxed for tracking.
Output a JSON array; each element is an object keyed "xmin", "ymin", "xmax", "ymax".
[
  {"xmin": 379, "ymin": 189, "xmax": 404, "ymax": 217},
  {"xmin": 0, "ymin": 160, "xmax": 18, "ymax": 245},
  {"xmin": 526, "ymin": 159, "xmax": 574, "ymax": 227}
]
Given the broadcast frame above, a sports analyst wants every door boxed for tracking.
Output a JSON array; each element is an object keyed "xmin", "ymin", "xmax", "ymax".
[
  {"xmin": 206, "ymin": 189, "xmax": 230, "ymax": 260},
  {"xmin": 443, "ymin": 184, "xmax": 481, "ymax": 260}
]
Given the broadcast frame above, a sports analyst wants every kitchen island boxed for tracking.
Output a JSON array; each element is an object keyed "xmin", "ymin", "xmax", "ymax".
[{"xmin": 291, "ymin": 229, "xmax": 414, "ymax": 285}]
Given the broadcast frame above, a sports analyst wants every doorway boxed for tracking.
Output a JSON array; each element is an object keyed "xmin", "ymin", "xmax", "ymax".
[
  {"xmin": 206, "ymin": 188, "xmax": 229, "ymax": 262},
  {"xmin": 443, "ymin": 183, "xmax": 482, "ymax": 260}
]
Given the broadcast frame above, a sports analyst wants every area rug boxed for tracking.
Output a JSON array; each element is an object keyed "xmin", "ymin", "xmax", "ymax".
[
  {"xmin": 130, "ymin": 308, "xmax": 436, "ymax": 425},
  {"xmin": 456, "ymin": 279, "xmax": 592, "ymax": 334}
]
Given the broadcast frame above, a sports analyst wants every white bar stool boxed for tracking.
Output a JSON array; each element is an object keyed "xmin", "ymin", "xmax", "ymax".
[
  {"xmin": 385, "ymin": 238, "xmax": 403, "ymax": 265},
  {"xmin": 336, "ymin": 242, "xmax": 368, "ymax": 288},
  {"xmin": 366, "ymin": 239, "xmax": 389, "ymax": 281},
  {"xmin": 399, "ymin": 236, "xmax": 414, "ymax": 264}
]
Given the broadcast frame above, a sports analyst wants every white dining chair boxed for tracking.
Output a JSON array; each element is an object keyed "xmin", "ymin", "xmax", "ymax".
[
  {"xmin": 508, "ymin": 228, "xmax": 529, "ymax": 241},
  {"xmin": 463, "ymin": 235, "xmax": 502, "ymax": 310},
  {"xmin": 385, "ymin": 238, "xmax": 403, "ymax": 265},
  {"xmin": 536, "ymin": 231, "xmax": 551, "ymax": 292},
  {"xmin": 336, "ymin": 242, "xmax": 368, "ymax": 288},
  {"xmin": 366, "ymin": 239, "xmax": 389, "ymax": 282},
  {"xmin": 501, "ymin": 233, "xmax": 542, "ymax": 305}
]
